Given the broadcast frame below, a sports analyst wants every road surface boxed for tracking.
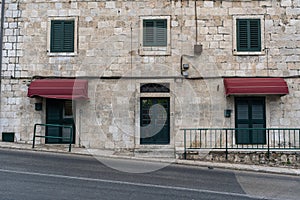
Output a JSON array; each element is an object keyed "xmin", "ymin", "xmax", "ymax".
[{"xmin": 0, "ymin": 148, "xmax": 299, "ymax": 200}]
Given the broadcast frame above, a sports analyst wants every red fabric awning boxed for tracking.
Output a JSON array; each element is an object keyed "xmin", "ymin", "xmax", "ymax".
[
  {"xmin": 27, "ymin": 79, "xmax": 88, "ymax": 100},
  {"xmin": 224, "ymin": 78, "xmax": 289, "ymax": 96}
]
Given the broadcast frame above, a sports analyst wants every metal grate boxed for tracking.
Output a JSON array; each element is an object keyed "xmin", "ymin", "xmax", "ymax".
[
  {"xmin": 2, "ymin": 132, "xmax": 15, "ymax": 142},
  {"xmin": 140, "ymin": 83, "xmax": 170, "ymax": 93}
]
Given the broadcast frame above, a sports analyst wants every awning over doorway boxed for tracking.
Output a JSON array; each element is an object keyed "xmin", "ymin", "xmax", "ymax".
[
  {"xmin": 224, "ymin": 78, "xmax": 289, "ymax": 96},
  {"xmin": 27, "ymin": 79, "xmax": 88, "ymax": 100}
]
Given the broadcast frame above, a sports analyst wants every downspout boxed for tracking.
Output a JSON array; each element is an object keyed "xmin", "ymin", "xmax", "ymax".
[
  {"xmin": 180, "ymin": 0, "xmax": 201, "ymax": 78},
  {"xmin": 194, "ymin": 0, "xmax": 198, "ymax": 44},
  {"xmin": 0, "ymin": 0, "xmax": 6, "ymax": 112},
  {"xmin": 13, "ymin": 0, "xmax": 21, "ymax": 78}
]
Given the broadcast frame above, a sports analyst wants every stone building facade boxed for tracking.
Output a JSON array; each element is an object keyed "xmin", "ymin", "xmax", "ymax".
[{"xmin": 0, "ymin": 0, "xmax": 299, "ymax": 157}]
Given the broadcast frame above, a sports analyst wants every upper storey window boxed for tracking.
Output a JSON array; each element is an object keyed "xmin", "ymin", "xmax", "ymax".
[
  {"xmin": 139, "ymin": 16, "xmax": 171, "ymax": 56},
  {"xmin": 233, "ymin": 16, "xmax": 265, "ymax": 55},
  {"xmin": 237, "ymin": 19, "xmax": 261, "ymax": 52},
  {"xmin": 47, "ymin": 17, "xmax": 78, "ymax": 56},
  {"xmin": 51, "ymin": 20, "xmax": 74, "ymax": 53},
  {"xmin": 143, "ymin": 19, "xmax": 167, "ymax": 47}
]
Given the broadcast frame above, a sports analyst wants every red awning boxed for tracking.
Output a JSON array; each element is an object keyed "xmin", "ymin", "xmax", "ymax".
[
  {"xmin": 27, "ymin": 79, "xmax": 88, "ymax": 100},
  {"xmin": 224, "ymin": 78, "xmax": 289, "ymax": 96}
]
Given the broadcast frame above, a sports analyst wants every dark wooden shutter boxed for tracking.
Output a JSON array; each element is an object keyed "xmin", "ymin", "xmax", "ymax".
[
  {"xmin": 249, "ymin": 20, "xmax": 260, "ymax": 50},
  {"xmin": 237, "ymin": 19, "xmax": 248, "ymax": 51},
  {"xmin": 51, "ymin": 21, "xmax": 64, "ymax": 52},
  {"xmin": 50, "ymin": 20, "xmax": 74, "ymax": 52},
  {"xmin": 63, "ymin": 21, "xmax": 74, "ymax": 52},
  {"xmin": 143, "ymin": 20, "xmax": 155, "ymax": 46},
  {"xmin": 46, "ymin": 99, "xmax": 63, "ymax": 143},
  {"xmin": 143, "ymin": 19, "xmax": 167, "ymax": 46},
  {"xmin": 155, "ymin": 20, "xmax": 167, "ymax": 46},
  {"xmin": 237, "ymin": 19, "xmax": 261, "ymax": 52}
]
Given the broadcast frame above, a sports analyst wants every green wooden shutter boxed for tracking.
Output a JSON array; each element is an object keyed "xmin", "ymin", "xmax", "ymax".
[
  {"xmin": 249, "ymin": 20, "xmax": 260, "ymax": 51},
  {"xmin": 237, "ymin": 20, "xmax": 248, "ymax": 51},
  {"xmin": 63, "ymin": 21, "xmax": 74, "ymax": 52},
  {"xmin": 51, "ymin": 21, "xmax": 64, "ymax": 52},
  {"xmin": 155, "ymin": 20, "xmax": 167, "ymax": 46},
  {"xmin": 50, "ymin": 20, "xmax": 74, "ymax": 53},
  {"xmin": 143, "ymin": 20, "xmax": 155, "ymax": 46},
  {"xmin": 237, "ymin": 19, "xmax": 261, "ymax": 52},
  {"xmin": 143, "ymin": 19, "xmax": 167, "ymax": 47}
]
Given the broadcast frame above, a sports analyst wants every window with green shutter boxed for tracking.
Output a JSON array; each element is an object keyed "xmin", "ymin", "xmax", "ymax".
[
  {"xmin": 143, "ymin": 19, "xmax": 167, "ymax": 47},
  {"xmin": 50, "ymin": 20, "xmax": 75, "ymax": 53},
  {"xmin": 237, "ymin": 19, "xmax": 261, "ymax": 52}
]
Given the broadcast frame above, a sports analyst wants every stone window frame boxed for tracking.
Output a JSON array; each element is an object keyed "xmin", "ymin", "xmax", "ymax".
[
  {"xmin": 47, "ymin": 17, "xmax": 78, "ymax": 57},
  {"xmin": 233, "ymin": 15, "xmax": 265, "ymax": 56},
  {"xmin": 139, "ymin": 16, "xmax": 171, "ymax": 56}
]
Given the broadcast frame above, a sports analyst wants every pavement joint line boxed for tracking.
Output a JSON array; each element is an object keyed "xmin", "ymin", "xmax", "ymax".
[{"xmin": 0, "ymin": 168, "xmax": 278, "ymax": 200}]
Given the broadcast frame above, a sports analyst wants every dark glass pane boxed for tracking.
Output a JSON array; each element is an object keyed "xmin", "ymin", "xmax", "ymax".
[
  {"xmin": 140, "ymin": 98, "xmax": 170, "ymax": 144},
  {"xmin": 252, "ymin": 124, "xmax": 266, "ymax": 144},
  {"xmin": 236, "ymin": 123, "xmax": 250, "ymax": 144},
  {"xmin": 252, "ymin": 103, "xmax": 264, "ymax": 119},
  {"xmin": 237, "ymin": 103, "xmax": 248, "ymax": 120},
  {"xmin": 64, "ymin": 100, "xmax": 73, "ymax": 117}
]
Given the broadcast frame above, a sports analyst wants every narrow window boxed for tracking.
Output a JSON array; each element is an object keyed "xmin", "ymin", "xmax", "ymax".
[
  {"xmin": 237, "ymin": 19, "xmax": 261, "ymax": 52},
  {"xmin": 50, "ymin": 20, "xmax": 75, "ymax": 53}
]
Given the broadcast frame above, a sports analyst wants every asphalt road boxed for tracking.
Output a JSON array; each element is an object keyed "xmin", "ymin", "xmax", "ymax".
[{"xmin": 0, "ymin": 149, "xmax": 299, "ymax": 200}]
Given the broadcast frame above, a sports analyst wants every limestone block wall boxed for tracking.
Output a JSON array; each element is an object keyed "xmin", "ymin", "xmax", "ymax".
[
  {"xmin": 0, "ymin": 0, "xmax": 299, "ymax": 150},
  {"xmin": 183, "ymin": 151, "xmax": 300, "ymax": 167},
  {"xmin": 0, "ymin": 78, "xmax": 42, "ymax": 143}
]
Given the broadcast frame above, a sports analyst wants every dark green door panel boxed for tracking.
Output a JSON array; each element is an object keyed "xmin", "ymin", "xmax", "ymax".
[
  {"xmin": 46, "ymin": 99, "xmax": 63, "ymax": 143},
  {"xmin": 46, "ymin": 99, "xmax": 75, "ymax": 144},
  {"xmin": 140, "ymin": 98, "xmax": 170, "ymax": 144},
  {"xmin": 235, "ymin": 97, "xmax": 266, "ymax": 144}
]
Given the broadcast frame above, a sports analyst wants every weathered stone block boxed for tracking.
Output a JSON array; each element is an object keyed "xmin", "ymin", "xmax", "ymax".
[{"xmin": 281, "ymin": 0, "xmax": 292, "ymax": 7}]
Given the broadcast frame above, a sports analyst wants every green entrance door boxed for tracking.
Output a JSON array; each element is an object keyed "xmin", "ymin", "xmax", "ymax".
[
  {"xmin": 140, "ymin": 97, "xmax": 170, "ymax": 144},
  {"xmin": 46, "ymin": 99, "xmax": 75, "ymax": 144},
  {"xmin": 235, "ymin": 97, "xmax": 266, "ymax": 144}
]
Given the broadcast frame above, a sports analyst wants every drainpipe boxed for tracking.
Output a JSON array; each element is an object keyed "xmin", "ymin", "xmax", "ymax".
[
  {"xmin": 13, "ymin": 0, "xmax": 20, "ymax": 78},
  {"xmin": 194, "ymin": 0, "xmax": 198, "ymax": 44},
  {"xmin": 0, "ymin": 0, "xmax": 6, "ymax": 112}
]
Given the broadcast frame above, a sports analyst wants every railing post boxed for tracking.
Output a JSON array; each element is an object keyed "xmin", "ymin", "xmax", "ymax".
[
  {"xmin": 225, "ymin": 129, "xmax": 228, "ymax": 160},
  {"xmin": 69, "ymin": 126, "xmax": 73, "ymax": 152},
  {"xmin": 267, "ymin": 129, "xmax": 270, "ymax": 159},
  {"xmin": 32, "ymin": 124, "xmax": 37, "ymax": 149},
  {"xmin": 184, "ymin": 129, "xmax": 187, "ymax": 159}
]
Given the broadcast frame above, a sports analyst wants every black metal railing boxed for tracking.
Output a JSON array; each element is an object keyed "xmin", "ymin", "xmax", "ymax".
[
  {"xmin": 32, "ymin": 123, "xmax": 73, "ymax": 152},
  {"xmin": 182, "ymin": 128, "xmax": 300, "ymax": 159}
]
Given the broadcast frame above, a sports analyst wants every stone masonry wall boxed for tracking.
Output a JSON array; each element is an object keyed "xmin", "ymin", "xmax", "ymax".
[
  {"xmin": 0, "ymin": 0, "xmax": 299, "ymax": 151},
  {"xmin": 183, "ymin": 151, "xmax": 300, "ymax": 167}
]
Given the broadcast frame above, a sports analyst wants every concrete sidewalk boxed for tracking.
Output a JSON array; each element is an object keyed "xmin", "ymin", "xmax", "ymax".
[{"xmin": 0, "ymin": 141, "xmax": 299, "ymax": 176}]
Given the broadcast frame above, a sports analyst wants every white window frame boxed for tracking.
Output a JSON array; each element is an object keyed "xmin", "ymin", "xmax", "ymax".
[
  {"xmin": 139, "ymin": 16, "xmax": 171, "ymax": 56},
  {"xmin": 47, "ymin": 17, "xmax": 78, "ymax": 56},
  {"xmin": 233, "ymin": 15, "xmax": 265, "ymax": 56}
]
